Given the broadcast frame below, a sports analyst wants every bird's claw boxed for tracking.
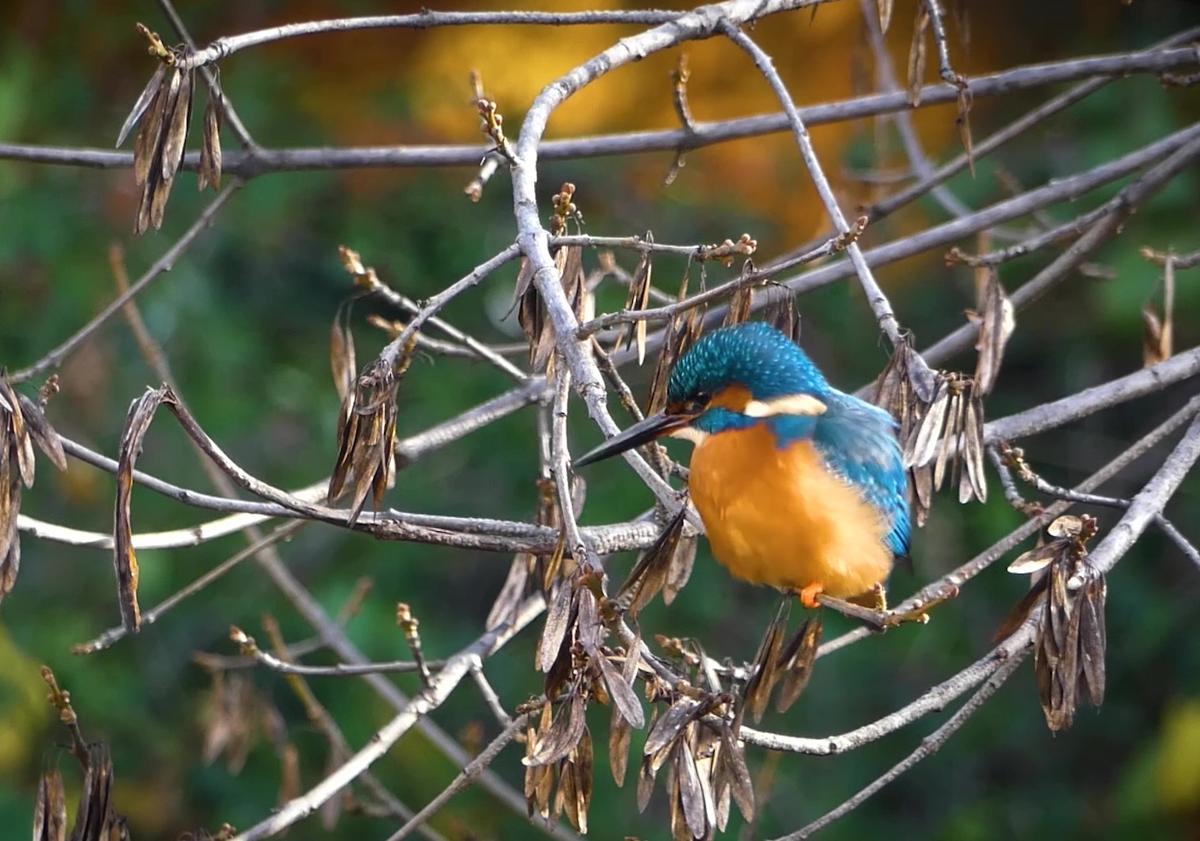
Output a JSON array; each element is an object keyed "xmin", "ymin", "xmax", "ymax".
[{"xmin": 798, "ymin": 582, "xmax": 825, "ymax": 609}]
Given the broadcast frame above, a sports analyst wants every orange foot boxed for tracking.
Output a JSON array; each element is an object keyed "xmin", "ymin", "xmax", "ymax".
[{"xmin": 798, "ymin": 582, "xmax": 825, "ymax": 609}]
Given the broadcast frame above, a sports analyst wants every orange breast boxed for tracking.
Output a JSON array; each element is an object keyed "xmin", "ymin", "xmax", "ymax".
[{"xmin": 687, "ymin": 424, "xmax": 892, "ymax": 599}]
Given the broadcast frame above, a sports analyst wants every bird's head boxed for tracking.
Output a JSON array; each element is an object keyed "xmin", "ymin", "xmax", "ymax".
[{"xmin": 575, "ymin": 322, "xmax": 832, "ymax": 467}]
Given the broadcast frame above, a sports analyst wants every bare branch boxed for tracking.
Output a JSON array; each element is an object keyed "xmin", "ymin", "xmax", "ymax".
[
  {"xmin": 721, "ymin": 22, "xmax": 911, "ymax": 353},
  {"xmin": 9, "ymin": 182, "xmax": 240, "ymax": 384},
  {"xmin": 773, "ymin": 651, "xmax": 1029, "ymax": 839},
  {"xmin": 230, "ymin": 597, "xmax": 544, "ymax": 841},
  {"xmin": 385, "ymin": 712, "xmax": 531, "ymax": 841},
  {"xmin": 4, "ymin": 43, "xmax": 1196, "ymax": 177}
]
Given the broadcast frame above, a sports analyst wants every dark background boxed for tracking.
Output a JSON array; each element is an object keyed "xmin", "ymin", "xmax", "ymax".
[{"xmin": 1, "ymin": 1, "xmax": 1199, "ymax": 838}]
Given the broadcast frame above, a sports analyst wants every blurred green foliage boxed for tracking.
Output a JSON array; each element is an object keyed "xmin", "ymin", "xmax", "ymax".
[{"xmin": 1, "ymin": 1, "xmax": 1199, "ymax": 839}]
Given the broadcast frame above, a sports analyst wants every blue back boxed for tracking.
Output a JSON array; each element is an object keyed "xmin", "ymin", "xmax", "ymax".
[{"xmin": 669, "ymin": 323, "xmax": 911, "ymax": 557}]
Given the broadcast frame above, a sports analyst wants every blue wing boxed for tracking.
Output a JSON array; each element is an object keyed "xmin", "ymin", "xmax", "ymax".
[{"xmin": 810, "ymin": 390, "xmax": 911, "ymax": 557}]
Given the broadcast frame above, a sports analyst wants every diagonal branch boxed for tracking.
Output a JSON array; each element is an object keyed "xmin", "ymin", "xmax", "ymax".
[{"xmin": 230, "ymin": 597, "xmax": 544, "ymax": 841}]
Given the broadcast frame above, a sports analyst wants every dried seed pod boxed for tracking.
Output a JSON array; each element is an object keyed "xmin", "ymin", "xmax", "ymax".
[
  {"xmin": 673, "ymin": 733, "xmax": 707, "ymax": 840},
  {"xmin": 775, "ymin": 616, "xmax": 823, "ymax": 712},
  {"xmin": 524, "ymin": 693, "xmax": 587, "ymax": 767},
  {"xmin": 644, "ymin": 695, "xmax": 704, "ymax": 761},
  {"xmin": 739, "ymin": 600, "xmax": 789, "ymax": 725},
  {"xmin": 537, "ymin": 576, "xmax": 575, "ymax": 675},
  {"xmin": 876, "ymin": 0, "xmax": 894, "ymax": 32},
  {"xmin": 907, "ymin": 3, "xmax": 930, "ymax": 105},
  {"xmin": 198, "ymin": 87, "xmax": 223, "ymax": 191},
  {"xmin": 611, "ymin": 237, "xmax": 654, "ymax": 364},
  {"xmin": 715, "ymin": 723, "xmax": 754, "ymax": 825},
  {"xmin": 648, "ymin": 271, "xmax": 705, "ymax": 415},
  {"xmin": 970, "ymin": 267, "xmax": 1015, "ymax": 395},
  {"xmin": 619, "ymin": 507, "xmax": 687, "ymax": 617},
  {"xmin": 32, "ymin": 768, "xmax": 67, "ymax": 841},
  {"xmin": 113, "ymin": 387, "xmax": 171, "ymax": 632},
  {"xmin": 636, "ymin": 753, "xmax": 658, "ymax": 813},
  {"xmin": 116, "ymin": 64, "xmax": 167, "ymax": 148},
  {"xmin": 596, "ymin": 650, "xmax": 645, "ymax": 729}
]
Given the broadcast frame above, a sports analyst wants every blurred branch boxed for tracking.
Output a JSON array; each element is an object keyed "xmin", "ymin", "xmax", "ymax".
[
  {"xmin": 256, "ymin": 615, "xmax": 446, "ymax": 841},
  {"xmin": 351, "ymin": 243, "xmax": 527, "ymax": 382},
  {"xmin": 3, "ymin": 43, "xmax": 1196, "ymax": 176},
  {"xmin": 858, "ymin": 0, "xmax": 973, "ymax": 221},
  {"xmin": 385, "ymin": 712, "xmax": 531, "ymax": 841},
  {"xmin": 8, "ymin": 182, "xmax": 240, "ymax": 384},
  {"xmin": 922, "ymin": 132, "xmax": 1200, "ymax": 366},
  {"xmin": 721, "ymin": 22, "xmax": 912, "ymax": 354},
  {"xmin": 774, "ymin": 651, "xmax": 1028, "ymax": 839},
  {"xmin": 1142, "ymin": 245, "xmax": 1200, "ymax": 269},
  {"xmin": 230, "ymin": 596, "xmax": 545, "ymax": 841},
  {"xmin": 177, "ymin": 8, "xmax": 702, "ymax": 70},
  {"xmin": 74, "ymin": 522, "xmax": 305, "ymax": 655},
  {"xmin": 989, "ymin": 443, "xmax": 1200, "ymax": 569},
  {"xmin": 229, "ymin": 626, "xmax": 443, "ymax": 677}
]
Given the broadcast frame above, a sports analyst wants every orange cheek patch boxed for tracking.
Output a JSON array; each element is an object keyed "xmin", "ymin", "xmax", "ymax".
[{"xmin": 709, "ymin": 384, "xmax": 753, "ymax": 412}]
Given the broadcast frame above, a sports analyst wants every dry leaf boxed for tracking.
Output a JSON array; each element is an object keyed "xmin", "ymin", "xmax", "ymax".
[
  {"xmin": 537, "ymin": 577, "xmax": 574, "ymax": 674},
  {"xmin": 716, "ymin": 724, "xmax": 754, "ymax": 823},
  {"xmin": 619, "ymin": 508, "xmax": 687, "ymax": 616},
  {"xmin": 597, "ymin": 651, "xmax": 645, "ymax": 729},
  {"xmin": 876, "ymin": 0, "xmax": 894, "ymax": 33},
  {"xmin": 611, "ymin": 238, "xmax": 654, "ymax": 364},
  {"xmin": 971, "ymin": 268, "xmax": 1015, "ymax": 396},
  {"xmin": 740, "ymin": 601, "xmax": 789, "ymax": 724},
  {"xmin": 525, "ymin": 693, "xmax": 587, "ymax": 767},
  {"xmin": 199, "ymin": 88, "xmax": 223, "ymax": 191},
  {"xmin": 662, "ymin": 530, "xmax": 698, "ymax": 606},
  {"xmin": 956, "ymin": 82, "xmax": 975, "ymax": 175},
  {"xmin": 114, "ymin": 386, "xmax": 170, "ymax": 632},
  {"xmin": 15, "ymin": 391, "xmax": 67, "ymax": 471},
  {"xmin": 644, "ymin": 695, "xmax": 705, "ymax": 760},
  {"xmin": 73, "ymin": 743, "xmax": 115, "ymax": 841},
  {"xmin": 674, "ymin": 734, "xmax": 706, "ymax": 839},
  {"xmin": 329, "ymin": 305, "xmax": 357, "ymax": 403},
  {"xmin": 907, "ymin": 4, "xmax": 931, "ymax": 105},
  {"xmin": 776, "ymin": 616, "xmax": 823, "ymax": 712},
  {"xmin": 636, "ymin": 753, "xmax": 658, "ymax": 813},
  {"xmin": 116, "ymin": 64, "xmax": 167, "ymax": 148},
  {"xmin": 160, "ymin": 68, "xmax": 194, "ymax": 182},
  {"xmin": 1142, "ymin": 254, "xmax": 1175, "ymax": 367},
  {"xmin": 33, "ymin": 769, "xmax": 67, "ymax": 841}
]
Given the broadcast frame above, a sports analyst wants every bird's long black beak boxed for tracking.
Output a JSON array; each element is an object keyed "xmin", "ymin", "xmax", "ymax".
[{"xmin": 573, "ymin": 411, "xmax": 692, "ymax": 468}]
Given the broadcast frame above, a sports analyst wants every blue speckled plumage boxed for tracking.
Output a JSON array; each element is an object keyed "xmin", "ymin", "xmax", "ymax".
[{"xmin": 669, "ymin": 322, "xmax": 910, "ymax": 558}]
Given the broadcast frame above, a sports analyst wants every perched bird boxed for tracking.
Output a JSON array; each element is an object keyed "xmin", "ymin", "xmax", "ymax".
[{"xmin": 575, "ymin": 321, "xmax": 909, "ymax": 607}]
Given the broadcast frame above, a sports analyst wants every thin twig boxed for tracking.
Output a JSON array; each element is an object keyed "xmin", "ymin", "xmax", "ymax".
[
  {"xmin": 74, "ymin": 522, "xmax": 305, "ymax": 654},
  {"xmin": 228, "ymin": 627, "xmax": 441, "ymax": 677},
  {"xmin": 10, "ymin": 181, "xmax": 240, "ymax": 384},
  {"xmin": 991, "ymin": 443, "xmax": 1200, "ymax": 568},
  {"xmin": 385, "ymin": 712, "xmax": 531, "ymax": 841},
  {"xmin": 858, "ymin": 0, "xmax": 973, "ymax": 220},
  {"xmin": 721, "ymin": 21, "xmax": 914, "ymax": 363},
  {"xmin": 229, "ymin": 597, "xmax": 545, "ymax": 841},
  {"xmin": 6, "ymin": 44, "xmax": 1199, "ymax": 175},
  {"xmin": 469, "ymin": 657, "xmax": 514, "ymax": 728},
  {"xmin": 156, "ymin": 0, "xmax": 257, "ymax": 148},
  {"xmin": 772, "ymin": 651, "xmax": 1028, "ymax": 839}
]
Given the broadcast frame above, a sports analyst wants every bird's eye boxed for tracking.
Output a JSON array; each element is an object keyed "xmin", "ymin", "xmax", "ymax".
[{"xmin": 685, "ymin": 393, "xmax": 710, "ymax": 414}]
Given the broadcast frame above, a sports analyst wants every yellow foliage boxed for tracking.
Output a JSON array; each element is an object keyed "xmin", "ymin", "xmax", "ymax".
[
  {"xmin": 1155, "ymin": 699, "xmax": 1200, "ymax": 813},
  {"xmin": 0, "ymin": 626, "xmax": 51, "ymax": 775}
]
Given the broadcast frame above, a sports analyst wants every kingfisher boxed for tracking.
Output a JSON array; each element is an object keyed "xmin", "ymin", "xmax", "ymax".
[{"xmin": 575, "ymin": 321, "xmax": 910, "ymax": 608}]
